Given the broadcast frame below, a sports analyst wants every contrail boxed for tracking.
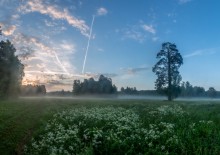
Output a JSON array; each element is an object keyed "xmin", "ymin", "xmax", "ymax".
[
  {"xmin": 53, "ymin": 51, "xmax": 69, "ymax": 75},
  {"xmin": 82, "ymin": 15, "xmax": 95, "ymax": 74}
]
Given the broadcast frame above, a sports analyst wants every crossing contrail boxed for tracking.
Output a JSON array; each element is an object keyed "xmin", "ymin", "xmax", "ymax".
[
  {"xmin": 82, "ymin": 15, "xmax": 95, "ymax": 74},
  {"xmin": 53, "ymin": 51, "xmax": 69, "ymax": 75}
]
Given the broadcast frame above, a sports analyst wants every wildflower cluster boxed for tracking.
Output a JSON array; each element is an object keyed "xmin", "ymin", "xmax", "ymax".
[
  {"xmin": 24, "ymin": 105, "xmax": 220, "ymax": 154},
  {"xmin": 156, "ymin": 105, "xmax": 185, "ymax": 116}
]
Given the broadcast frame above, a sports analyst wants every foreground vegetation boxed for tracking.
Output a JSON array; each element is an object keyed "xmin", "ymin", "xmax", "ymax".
[{"xmin": 1, "ymin": 98, "xmax": 220, "ymax": 154}]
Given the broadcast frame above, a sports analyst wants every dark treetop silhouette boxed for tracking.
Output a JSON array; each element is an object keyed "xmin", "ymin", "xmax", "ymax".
[
  {"xmin": 153, "ymin": 42, "xmax": 183, "ymax": 101},
  {"xmin": 73, "ymin": 75, "xmax": 117, "ymax": 95}
]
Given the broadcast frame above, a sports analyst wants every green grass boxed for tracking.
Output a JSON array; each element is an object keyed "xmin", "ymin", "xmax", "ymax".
[{"xmin": 1, "ymin": 98, "xmax": 220, "ymax": 154}]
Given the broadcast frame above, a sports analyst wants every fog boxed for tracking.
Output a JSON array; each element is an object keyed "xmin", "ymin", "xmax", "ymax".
[{"xmin": 19, "ymin": 95, "xmax": 220, "ymax": 103}]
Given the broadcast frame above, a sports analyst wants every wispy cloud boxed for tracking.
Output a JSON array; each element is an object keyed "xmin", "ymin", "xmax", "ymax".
[
  {"xmin": 142, "ymin": 24, "xmax": 156, "ymax": 34},
  {"xmin": 59, "ymin": 41, "xmax": 75, "ymax": 52},
  {"xmin": 152, "ymin": 37, "xmax": 159, "ymax": 41},
  {"xmin": 97, "ymin": 7, "xmax": 108, "ymax": 16},
  {"xmin": 120, "ymin": 22, "xmax": 158, "ymax": 43},
  {"xmin": 19, "ymin": 0, "xmax": 89, "ymax": 36},
  {"xmin": 178, "ymin": 0, "xmax": 192, "ymax": 4},
  {"xmin": 184, "ymin": 48, "xmax": 218, "ymax": 58},
  {"xmin": 12, "ymin": 33, "xmax": 76, "ymax": 77},
  {"xmin": 97, "ymin": 48, "xmax": 104, "ymax": 52},
  {"xmin": 123, "ymin": 28, "xmax": 146, "ymax": 43},
  {"xmin": 1, "ymin": 24, "xmax": 16, "ymax": 36},
  {"xmin": 184, "ymin": 51, "xmax": 202, "ymax": 58},
  {"xmin": 44, "ymin": 19, "xmax": 56, "ymax": 27},
  {"xmin": 121, "ymin": 67, "xmax": 150, "ymax": 75},
  {"xmin": 10, "ymin": 31, "xmax": 92, "ymax": 90}
]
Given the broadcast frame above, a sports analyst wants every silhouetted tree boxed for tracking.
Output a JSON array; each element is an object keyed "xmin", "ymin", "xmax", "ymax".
[
  {"xmin": 0, "ymin": 40, "xmax": 24, "ymax": 98},
  {"xmin": 153, "ymin": 42, "xmax": 183, "ymax": 101},
  {"xmin": 73, "ymin": 80, "xmax": 81, "ymax": 95},
  {"xmin": 98, "ymin": 75, "xmax": 113, "ymax": 93},
  {"xmin": 121, "ymin": 87, "xmax": 125, "ymax": 92},
  {"xmin": 180, "ymin": 81, "xmax": 193, "ymax": 97},
  {"xmin": 112, "ymin": 84, "xmax": 117, "ymax": 94},
  {"xmin": 207, "ymin": 87, "xmax": 217, "ymax": 98}
]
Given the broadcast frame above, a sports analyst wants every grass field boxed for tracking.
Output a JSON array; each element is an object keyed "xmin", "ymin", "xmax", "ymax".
[{"xmin": 1, "ymin": 98, "xmax": 220, "ymax": 155}]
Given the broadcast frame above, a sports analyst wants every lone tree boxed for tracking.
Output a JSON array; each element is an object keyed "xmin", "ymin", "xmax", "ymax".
[
  {"xmin": 0, "ymin": 40, "xmax": 24, "ymax": 98},
  {"xmin": 153, "ymin": 42, "xmax": 183, "ymax": 101}
]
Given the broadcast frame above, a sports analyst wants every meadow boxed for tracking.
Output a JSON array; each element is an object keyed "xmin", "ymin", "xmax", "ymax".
[{"xmin": 1, "ymin": 98, "xmax": 220, "ymax": 155}]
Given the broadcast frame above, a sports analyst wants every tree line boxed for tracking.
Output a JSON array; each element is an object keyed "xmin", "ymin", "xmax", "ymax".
[
  {"xmin": 180, "ymin": 81, "xmax": 218, "ymax": 98},
  {"xmin": 119, "ymin": 83, "xmax": 220, "ymax": 98},
  {"xmin": 20, "ymin": 85, "xmax": 46, "ymax": 96},
  {"xmin": 73, "ymin": 75, "xmax": 117, "ymax": 95},
  {"xmin": 120, "ymin": 87, "xmax": 138, "ymax": 94}
]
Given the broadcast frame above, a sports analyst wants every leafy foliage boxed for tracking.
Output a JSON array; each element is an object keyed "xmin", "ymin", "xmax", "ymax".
[
  {"xmin": 153, "ymin": 42, "xmax": 183, "ymax": 100},
  {"xmin": 0, "ymin": 40, "xmax": 24, "ymax": 98}
]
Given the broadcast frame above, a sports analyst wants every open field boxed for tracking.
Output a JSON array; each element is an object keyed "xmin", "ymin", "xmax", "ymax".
[{"xmin": 1, "ymin": 98, "xmax": 220, "ymax": 154}]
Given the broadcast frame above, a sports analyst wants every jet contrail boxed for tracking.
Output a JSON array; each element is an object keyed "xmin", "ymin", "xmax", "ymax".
[
  {"xmin": 53, "ymin": 51, "xmax": 69, "ymax": 75},
  {"xmin": 82, "ymin": 15, "xmax": 95, "ymax": 74}
]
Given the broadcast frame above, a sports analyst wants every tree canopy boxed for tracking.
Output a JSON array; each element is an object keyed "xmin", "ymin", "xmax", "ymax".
[
  {"xmin": 73, "ymin": 75, "xmax": 117, "ymax": 95},
  {"xmin": 152, "ymin": 42, "xmax": 183, "ymax": 101},
  {"xmin": 0, "ymin": 40, "xmax": 24, "ymax": 98}
]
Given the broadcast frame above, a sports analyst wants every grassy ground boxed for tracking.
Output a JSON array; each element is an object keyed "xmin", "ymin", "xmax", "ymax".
[{"xmin": 1, "ymin": 98, "xmax": 220, "ymax": 154}]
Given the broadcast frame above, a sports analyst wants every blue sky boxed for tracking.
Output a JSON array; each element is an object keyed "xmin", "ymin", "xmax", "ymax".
[{"xmin": 1, "ymin": 0, "xmax": 220, "ymax": 91}]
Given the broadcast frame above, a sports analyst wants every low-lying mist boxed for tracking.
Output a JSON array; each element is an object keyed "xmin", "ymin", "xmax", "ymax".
[{"xmin": 19, "ymin": 95, "xmax": 220, "ymax": 102}]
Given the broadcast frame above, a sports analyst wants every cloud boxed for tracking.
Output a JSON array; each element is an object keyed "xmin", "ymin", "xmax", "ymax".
[
  {"xmin": 100, "ymin": 73, "xmax": 118, "ymax": 78},
  {"xmin": 1, "ymin": 24, "xmax": 16, "ymax": 36},
  {"xmin": 97, "ymin": 7, "xmax": 108, "ymax": 16},
  {"xmin": 97, "ymin": 48, "xmax": 104, "ymax": 52},
  {"xmin": 59, "ymin": 41, "xmax": 75, "ymax": 52},
  {"xmin": 11, "ymin": 33, "xmax": 88, "ymax": 91},
  {"xmin": 19, "ymin": 0, "xmax": 89, "ymax": 36},
  {"xmin": 178, "ymin": 0, "xmax": 192, "ymax": 4},
  {"xmin": 44, "ymin": 19, "xmax": 56, "ymax": 27},
  {"xmin": 123, "ymin": 29, "xmax": 146, "ymax": 43},
  {"xmin": 152, "ymin": 37, "xmax": 159, "ymax": 41},
  {"xmin": 12, "ymin": 33, "xmax": 76, "ymax": 77},
  {"xmin": 184, "ymin": 48, "xmax": 218, "ymax": 58},
  {"xmin": 121, "ymin": 22, "xmax": 157, "ymax": 43},
  {"xmin": 184, "ymin": 51, "xmax": 202, "ymax": 58},
  {"xmin": 121, "ymin": 67, "xmax": 150, "ymax": 75},
  {"xmin": 142, "ymin": 24, "xmax": 156, "ymax": 34}
]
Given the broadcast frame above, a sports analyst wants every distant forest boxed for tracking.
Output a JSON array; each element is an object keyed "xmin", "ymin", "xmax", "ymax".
[
  {"xmin": 18, "ymin": 75, "xmax": 220, "ymax": 98},
  {"xmin": 120, "ymin": 81, "xmax": 220, "ymax": 98},
  {"xmin": 46, "ymin": 79, "xmax": 220, "ymax": 98}
]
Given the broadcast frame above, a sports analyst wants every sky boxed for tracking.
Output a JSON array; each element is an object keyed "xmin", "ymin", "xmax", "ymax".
[{"xmin": 1, "ymin": 0, "xmax": 220, "ymax": 91}]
